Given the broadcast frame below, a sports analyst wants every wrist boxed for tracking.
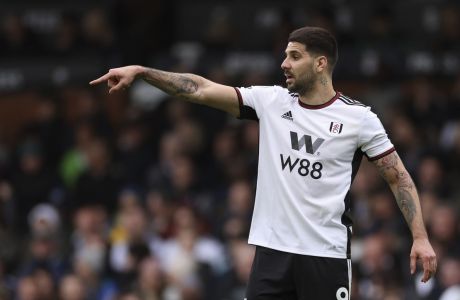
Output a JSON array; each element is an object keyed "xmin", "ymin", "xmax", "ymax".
[
  {"xmin": 134, "ymin": 65, "xmax": 147, "ymax": 79},
  {"xmin": 413, "ymin": 232, "xmax": 429, "ymax": 241}
]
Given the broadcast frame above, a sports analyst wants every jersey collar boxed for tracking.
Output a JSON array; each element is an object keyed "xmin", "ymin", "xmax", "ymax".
[{"xmin": 298, "ymin": 92, "xmax": 340, "ymax": 110}]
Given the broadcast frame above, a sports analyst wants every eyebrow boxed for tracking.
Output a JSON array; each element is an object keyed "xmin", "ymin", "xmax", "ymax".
[{"xmin": 285, "ymin": 49, "xmax": 302, "ymax": 56}]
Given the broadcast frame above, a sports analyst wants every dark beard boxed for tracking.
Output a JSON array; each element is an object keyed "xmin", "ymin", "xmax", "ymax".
[{"xmin": 287, "ymin": 74, "xmax": 316, "ymax": 95}]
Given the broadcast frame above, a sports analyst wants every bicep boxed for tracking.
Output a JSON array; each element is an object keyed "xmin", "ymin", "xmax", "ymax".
[{"xmin": 198, "ymin": 80, "xmax": 240, "ymax": 117}]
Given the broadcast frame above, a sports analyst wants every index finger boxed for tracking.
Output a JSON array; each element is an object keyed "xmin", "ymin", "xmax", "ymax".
[{"xmin": 89, "ymin": 73, "xmax": 111, "ymax": 85}]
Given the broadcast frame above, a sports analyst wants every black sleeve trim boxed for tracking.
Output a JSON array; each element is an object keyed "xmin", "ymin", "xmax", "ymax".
[
  {"xmin": 367, "ymin": 147, "xmax": 396, "ymax": 161},
  {"xmin": 234, "ymin": 87, "xmax": 243, "ymax": 111},
  {"xmin": 234, "ymin": 87, "xmax": 259, "ymax": 121}
]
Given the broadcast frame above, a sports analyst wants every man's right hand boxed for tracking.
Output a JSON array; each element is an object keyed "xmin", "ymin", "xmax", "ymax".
[
  {"xmin": 90, "ymin": 65, "xmax": 144, "ymax": 93},
  {"xmin": 90, "ymin": 65, "xmax": 240, "ymax": 117}
]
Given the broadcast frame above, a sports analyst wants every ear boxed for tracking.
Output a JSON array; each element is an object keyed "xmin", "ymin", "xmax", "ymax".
[{"xmin": 315, "ymin": 56, "xmax": 328, "ymax": 73}]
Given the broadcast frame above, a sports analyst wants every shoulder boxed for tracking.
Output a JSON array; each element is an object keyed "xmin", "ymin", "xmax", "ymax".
[
  {"xmin": 336, "ymin": 93, "xmax": 368, "ymax": 108},
  {"xmin": 332, "ymin": 93, "xmax": 375, "ymax": 126},
  {"xmin": 334, "ymin": 93, "xmax": 371, "ymax": 116}
]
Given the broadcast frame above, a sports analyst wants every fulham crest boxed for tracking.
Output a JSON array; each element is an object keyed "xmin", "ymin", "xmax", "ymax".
[{"xmin": 329, "ymin": 122, "xmax": 343, "ymax": 134}]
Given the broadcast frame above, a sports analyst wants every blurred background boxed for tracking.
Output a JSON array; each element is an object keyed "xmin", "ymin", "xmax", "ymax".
[{"xmin": 0, "ymin": 0, "xmax": 460, "ymax": 299}]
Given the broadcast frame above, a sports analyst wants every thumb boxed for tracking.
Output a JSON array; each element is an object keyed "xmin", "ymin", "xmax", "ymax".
[{"xmin": 109, "ymin": 79, "xmax": 131, "ymax": 94}]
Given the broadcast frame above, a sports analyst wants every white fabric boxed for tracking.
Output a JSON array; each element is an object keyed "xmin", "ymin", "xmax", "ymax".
[
  {"xmin": 440, "ymin": 285, "xmax": 460, "ymax": 300},
  {"xmin": 238, "ymin": 86, "xmax": 394, "ymax": 258}
]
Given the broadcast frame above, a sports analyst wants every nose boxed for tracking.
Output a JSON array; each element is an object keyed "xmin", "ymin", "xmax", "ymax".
[{"xmin": 281, "ymin": 58, "xmax": 290, "ymax": 70}]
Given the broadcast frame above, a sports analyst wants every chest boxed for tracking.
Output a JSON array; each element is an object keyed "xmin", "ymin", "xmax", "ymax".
[{"xmin": 260, "ymin": 101, "xmax": 361, "ymax": 163}]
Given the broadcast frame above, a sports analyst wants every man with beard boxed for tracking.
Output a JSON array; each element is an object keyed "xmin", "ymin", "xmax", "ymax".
[{"xmin": 90, "ymin": 26, "xmax": 436, "ymax": 300}]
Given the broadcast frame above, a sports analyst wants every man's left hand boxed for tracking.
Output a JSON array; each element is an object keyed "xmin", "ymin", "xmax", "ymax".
[{"xmin": 410, "ymin": 238, "xmax": 437, "ymax": 283}]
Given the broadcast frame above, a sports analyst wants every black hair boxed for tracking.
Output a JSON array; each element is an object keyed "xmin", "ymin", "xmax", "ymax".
[{"xmin": 288, "ymin": 26, "xmax": 338, "ymax": 73}]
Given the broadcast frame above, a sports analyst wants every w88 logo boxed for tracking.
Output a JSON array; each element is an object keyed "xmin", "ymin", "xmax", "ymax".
[{"xmin": 280, "ymin": 154, "xmax": 323, "ymax": 179}]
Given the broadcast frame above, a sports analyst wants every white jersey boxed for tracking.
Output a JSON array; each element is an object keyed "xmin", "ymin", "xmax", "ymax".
[{"xmin": 236, "ymin": 86, "xmax": 395, "ymax": 259}]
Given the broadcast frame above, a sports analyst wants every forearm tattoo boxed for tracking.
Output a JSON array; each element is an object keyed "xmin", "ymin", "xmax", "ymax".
[
  {"xmin": 374, "ymin": 152, "xmax": 416, "ymax": 226},
  {"xmin": 143, "ymin": 68, "xmax": 199, "ymax": 98}
]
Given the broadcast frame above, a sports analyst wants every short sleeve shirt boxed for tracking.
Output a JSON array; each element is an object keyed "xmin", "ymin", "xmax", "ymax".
[{"xmin": 236, "ymin": 86, "xmax": 394, "ymax": 258}]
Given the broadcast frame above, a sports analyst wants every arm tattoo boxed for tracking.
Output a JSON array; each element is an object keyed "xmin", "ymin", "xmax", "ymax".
[
  {"xmin": 142, "ymin": 68, "xmax": 199, "ymax": 98},
  {"xmin": 398, "ymin": 189, "xmax": 416, "ymax": 226},
  {"xmin": 374, "ymin": 152, "xmax": 416, "ymax": 226}
]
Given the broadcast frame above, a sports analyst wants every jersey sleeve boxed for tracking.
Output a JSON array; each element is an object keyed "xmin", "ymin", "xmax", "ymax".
[
  {"xmin": 358, "ymin": 108, "xmax": 395, "ymax": 160},
  {"xmin": 235, "ymin": 86, "xmax": 278, "ymax": 120}
]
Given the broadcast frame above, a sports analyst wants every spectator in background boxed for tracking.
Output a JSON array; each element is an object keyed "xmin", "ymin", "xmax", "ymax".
[
  {"xmin": 72, "ymin": 138, "xmax": 119, "ymax": 213},
  {"xmin": 31, "ymin": 268, "xmax": 56, "ymax": 300},
  {"xmin": 357, "ymin": 233, "xmax": 403, "ymax": 300},
  {"xmin": 400, "ymin": 78, "xmax": 445, "ymax": 145},
  {"xmin": 22, "ymin": 92, "xmax": 68, "ymax": 169},
  {"xmin": 0, "ymin": 14, "xmax": 40, "ymax": 56},
  {"xmin": 115, "ymin": 290, "xmax": 142, "ymax": 300},
  {"xmin": 69, "ymin": 205, "xmax": 116, "ymax": 298},
  {"xmin": 240, "ymin": 121, "xmax": 259, "ymax": 176},
  {"xmin": 115, "ymin": 118, "xmax": 152, "ymax": 186},
  {"xmin": 133, "ymin": 257, "xmax": 165, "ymax": 300},
  {"xmin": 71, "ymin": 206, "xmax": 107, "ymax": 258},
  {"xmin": 429, "ymin": 205, "xmax": 460, "ymax": 257},
  {"xmin": 417, "ymin": 156, "xmax": 450, "ymax": 197},
  {"xmin": 160, "ymin": 206, "xmax": 227, "ymax": 300},
  {"xmin": 111, "ymin": 0, "xmax": 174, "ymax": 64},
  {"xmin": 0, "ymin": 181, "xmax": 15, "ymax": 231},
  {"xmin": 109, "ymin": 199, "xmax": 156, "ymax": 290},
  {"xmin": 387, "ymin": 115, "xmax": 421, "ymax": 173},
  {"xmin": 10, "ymin": 139, "xmax": 58, "ymax": 232},
  {"xmin": 367, "ymin": 192, "xmax": 405, "ymax": 235},
  {"xmin": 438, "ymin": 257, "xmax": 460, "ymax": 300},
  {"xmin": 16, "ymin": 276, "xmax": 40, "ymax": 300},
  {"xmin": 17, "ymin": 229, "xmax": 69, "ymax": 288},
  {"xmin": 437, "ymin": 4, "xmax": 460, "ymax": 51},
  {"xmin": 217, "ymin": 180, "xmax": 254, "ymax": 240},
  {"xmin": 52, "ymin": 13, "xmax": 83, "ymax": 55},
  {"xmin": 60, "ymin": 121, "xmax": 95, "ymax": 190},
  {"xmin": 147, "ymin": 131, "xmax": 183, "ymax": 189},
  {"xmin": 81, "ymin": 8, "xmax": 116, "ymax": 54},
  {"xmin": 211, "ymin": 126, "xmax": 241, "ymax": 184},
  {"xmin": 219, "ymin": 240, "xmax": 255, "ymax": 300},
  {"xmin": 59, "ymin": 274, "xmax": 86, "ymax": 300},
  {"xmin": 145, "ymin": 189, "xmax": 174, "ymax": 240},
  {"xmin": 209, "ymin": 123, "xmax": 255, "ymax": 186}
]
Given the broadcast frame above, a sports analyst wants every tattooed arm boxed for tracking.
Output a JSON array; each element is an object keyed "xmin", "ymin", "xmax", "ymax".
[
  {"xmin": 372, "ymin": 151, "xmax": 437, "ymax": 282},
  {"xmin": 90, "ymin": 65, "xmax": 240, "ymax": 117}
]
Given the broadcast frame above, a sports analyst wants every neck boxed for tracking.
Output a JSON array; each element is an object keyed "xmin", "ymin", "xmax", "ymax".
[{"xmin": 298, "ymin": 76, "xmax": 336, "ymax": 106}]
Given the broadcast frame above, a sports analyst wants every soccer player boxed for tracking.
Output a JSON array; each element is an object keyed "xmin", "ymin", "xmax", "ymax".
[{"xmin": 90, "ymin": 26, "xmax": 437, "ymax": 299}]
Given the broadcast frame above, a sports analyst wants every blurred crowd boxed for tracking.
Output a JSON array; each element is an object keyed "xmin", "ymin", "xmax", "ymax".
[{"xmin": 1, "ymin": 0, "xmax": 460, "ymax": 300}]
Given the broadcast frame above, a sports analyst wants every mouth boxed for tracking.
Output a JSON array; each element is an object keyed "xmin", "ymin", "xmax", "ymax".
[{"xmin": 285, "ymin": 74, "xmax": 294, "ymax": 84}]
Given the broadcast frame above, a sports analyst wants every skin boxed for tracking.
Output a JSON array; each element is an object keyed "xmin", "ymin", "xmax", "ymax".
[
  {"xmin": 280, "ymin": 41, "xmax": 336, "ymax": 105},
  {"xmin": 372, "ymin": 152, "xmax": 437, "ymax": 282},
  {"xmin": 90, "ymin": 41, "xmax": 437, "ymax": 282},
  {"xmin": 90, "ymin": 66, "xmax": 240, "ymax": 117}
]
